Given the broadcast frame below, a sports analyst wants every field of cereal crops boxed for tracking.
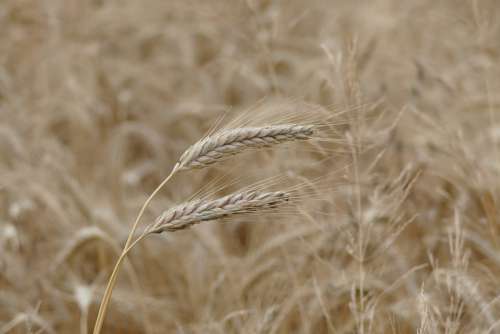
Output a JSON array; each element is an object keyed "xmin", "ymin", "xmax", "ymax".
[{"xmin": 1, "ymin": 1, "xmax": 500, "ymax": 333}]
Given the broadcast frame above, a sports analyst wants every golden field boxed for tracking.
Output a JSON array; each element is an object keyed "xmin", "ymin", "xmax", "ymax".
[{"xmin": 1, "ymin": 0, "xmax": 500, "ymax": 333}]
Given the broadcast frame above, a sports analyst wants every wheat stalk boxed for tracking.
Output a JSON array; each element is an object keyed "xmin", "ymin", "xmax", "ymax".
[
  {"xmin": 93, "ymin": 123, "xmax": 314, "ymax": 334},
  {"xmin": 176, "ymin": 124, "xmax": 315, "ymax": 170},
  {"xmin": 147, "ymin": 191, "xmax": 290, "ymax": 233}
]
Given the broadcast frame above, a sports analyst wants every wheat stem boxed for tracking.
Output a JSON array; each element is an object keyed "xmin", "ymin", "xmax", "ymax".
[
  {"xmin": 93, "ymin": 124, "xmax": 314, "ymax": 333},
  {"xmin": 92, "ymin": 168, "xmax": 177, "ymax": 334}
]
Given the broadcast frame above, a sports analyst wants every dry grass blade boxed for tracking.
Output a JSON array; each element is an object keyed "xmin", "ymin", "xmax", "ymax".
[
  {"xmin": 176, "ymin": 124, "xmax": 315, "ymax": 170},
  {"xmin": 147, "ymin": 191, "xmax": 290, "ymax": 233}
]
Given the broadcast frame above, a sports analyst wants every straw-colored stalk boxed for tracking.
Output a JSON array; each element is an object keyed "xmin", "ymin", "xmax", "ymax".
[{"xmin": 92, "ymin": 123, "xmax": 314, "ymax": 334}]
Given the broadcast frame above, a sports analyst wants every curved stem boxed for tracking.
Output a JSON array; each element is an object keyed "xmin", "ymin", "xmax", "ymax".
[
  {"xmin": 93, "ymin": 167, "xmax": 178, "ymax": 334},
  {"xmin": 123, "ymin": 167, "xmax": 178, "ymax": 251},
  {"xmin": 92, "ymin": 233, "xmax": 148, "ymax": 334}
]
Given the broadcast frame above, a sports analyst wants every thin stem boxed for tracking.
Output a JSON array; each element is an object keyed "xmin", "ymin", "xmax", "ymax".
[
  {"xmin": 92, "ymin": 233, "xmax": 148, "ymax": 334},
  {"xmin": 124, "ymin": 167, "xmax": 178, "ymax": 250},
  {"xmin": 80, "ymin": 308, "xmax": 88, "ymax": 334},
  {"xmin": 92, "ymin": 167, "xmax": 178, "ymax": 334}
]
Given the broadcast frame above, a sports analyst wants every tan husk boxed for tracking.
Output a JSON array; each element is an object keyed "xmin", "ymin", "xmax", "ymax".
[
  {"xmin": 176, "ymin": 124, "xmax": 315, "ymax": 170},
  {"xmin": 148, "ymin": 190, "xmax": 290, "ymax": 233}
]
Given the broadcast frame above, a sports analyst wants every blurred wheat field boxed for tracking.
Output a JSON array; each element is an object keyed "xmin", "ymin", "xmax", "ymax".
[{"xmin": 1, "ymin": 0, "xmax": 500, "ymax": 333}]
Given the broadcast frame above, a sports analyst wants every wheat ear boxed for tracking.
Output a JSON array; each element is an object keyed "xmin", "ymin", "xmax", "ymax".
[
  {"xmin": 93, "ymin": 124, "xmax": 314, "ymax": 334},
  {"xmin": 176, "ymin": 124, "xmax": 314, "ymax": 170},
  {"xmin": 147, "ymin": 191, "xmax": 290, "ymax": 233}
]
